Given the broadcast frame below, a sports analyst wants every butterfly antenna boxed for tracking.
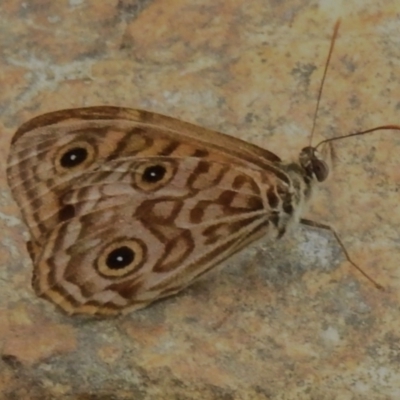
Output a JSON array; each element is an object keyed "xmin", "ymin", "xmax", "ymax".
[
  {"xmin": 309, "ymin": 19, "xmax": 341, "ymax": 146},
  {"xmin": 315, "ymin": 124, "xmax": 400, "ymax": 149}
]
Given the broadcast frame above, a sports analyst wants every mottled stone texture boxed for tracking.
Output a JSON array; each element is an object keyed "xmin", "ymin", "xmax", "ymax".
[{"xmin": 1, "ymin": 0, "xmax": 400, "ymax": 399}]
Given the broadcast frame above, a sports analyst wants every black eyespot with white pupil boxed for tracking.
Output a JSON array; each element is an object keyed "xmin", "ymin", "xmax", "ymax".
[
  {"xmin": 96, "ymin": 238, "xmax": 146, "ymax": 278},
  {"xmin": 55, "ymin": 141, "xmax": 96, "ymax": 174},
  {"xmin": 60, "ymin": 147, "xmax": 88, "ymax": 168},
  {"xmin": 106, "ymin": 246, "xmax": 134, "ymax": 270},
  {"xmin": 142, "ymin": 164, "xmax": 166, "ymax": 183},
  {"xmin": 134, "ymin": 161, "xmax": 176, "ymax": 191}
]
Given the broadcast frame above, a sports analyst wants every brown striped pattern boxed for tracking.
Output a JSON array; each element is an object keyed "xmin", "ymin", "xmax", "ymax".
[{"xmin": 7, "ymin": 106, "xmax": 317, "ymax": 316}]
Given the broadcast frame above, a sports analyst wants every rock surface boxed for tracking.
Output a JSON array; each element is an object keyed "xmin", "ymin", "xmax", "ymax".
[{"xmin": 1, "ymin": 1, "xmax": 400, "ymax": 399}]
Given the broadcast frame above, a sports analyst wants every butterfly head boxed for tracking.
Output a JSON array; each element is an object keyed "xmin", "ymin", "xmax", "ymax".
[{"xmin": 299, "ymin": 146, "xmax": 329, "ymax": 182}]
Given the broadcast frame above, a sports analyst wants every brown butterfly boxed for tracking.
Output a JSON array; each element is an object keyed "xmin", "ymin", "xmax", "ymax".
[{"xmin": 6, "ymin": 22, "xmax": 398, "ymax": 316}]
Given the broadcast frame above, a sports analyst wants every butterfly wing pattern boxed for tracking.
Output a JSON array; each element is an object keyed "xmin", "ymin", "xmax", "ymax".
[{"xmin": 7, "ymin": 106, "xmax": 322, "ymax": 315}]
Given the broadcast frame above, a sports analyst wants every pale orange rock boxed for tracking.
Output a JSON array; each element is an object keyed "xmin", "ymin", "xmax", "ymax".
[{"xmin": 2, "ymin": 308, "xmax": 77, "ymax": 366}]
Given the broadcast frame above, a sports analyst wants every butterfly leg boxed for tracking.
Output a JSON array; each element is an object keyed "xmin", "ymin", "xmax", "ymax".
[{"xmin": 300, "ymin": 218, "xmax": 383, "ymax": 290}]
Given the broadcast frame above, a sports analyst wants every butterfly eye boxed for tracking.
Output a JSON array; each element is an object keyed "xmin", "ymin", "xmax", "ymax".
[
  {"xmin": 134, "ymin": 161, "xmax": 176, "ymax": 191},
  {"xmin": 312, "ymin": 159, "xmax": 329, "ymax": 182},
  {"xmin": 96, "ymin": 239, "xmax": 146, "ymax": 278},
  {"xmin": 299, "ymin": 146, "xmax": 329, "ymax": 182},
  {"xmin": 55, "ymin": 141, "xmax": 96, "ymax": 173}
]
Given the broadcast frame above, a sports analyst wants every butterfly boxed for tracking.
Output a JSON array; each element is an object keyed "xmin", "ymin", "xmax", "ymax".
[{"xmin": 6, "ymin": 21, "xmax": 397, "ymax": 316}]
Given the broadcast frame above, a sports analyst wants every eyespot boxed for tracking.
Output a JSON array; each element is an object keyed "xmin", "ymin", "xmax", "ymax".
[
  {"xmin": 55, "ymin": 141, "xmax": 96, "ymax": 173},
  {"xmin": 134, "ymin": 161, "xmax": 176, "ymax": 191},
  {"xmin": 143, "ymin": 164, "xmax": 166, "ymax": 182},
  {"xmin": 96, "ymin": 238, "xmax": 146, "ymax": 278},
  {"xmin": 60, "ymin": 147, "xmax": 88, "ymax": 168}
]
